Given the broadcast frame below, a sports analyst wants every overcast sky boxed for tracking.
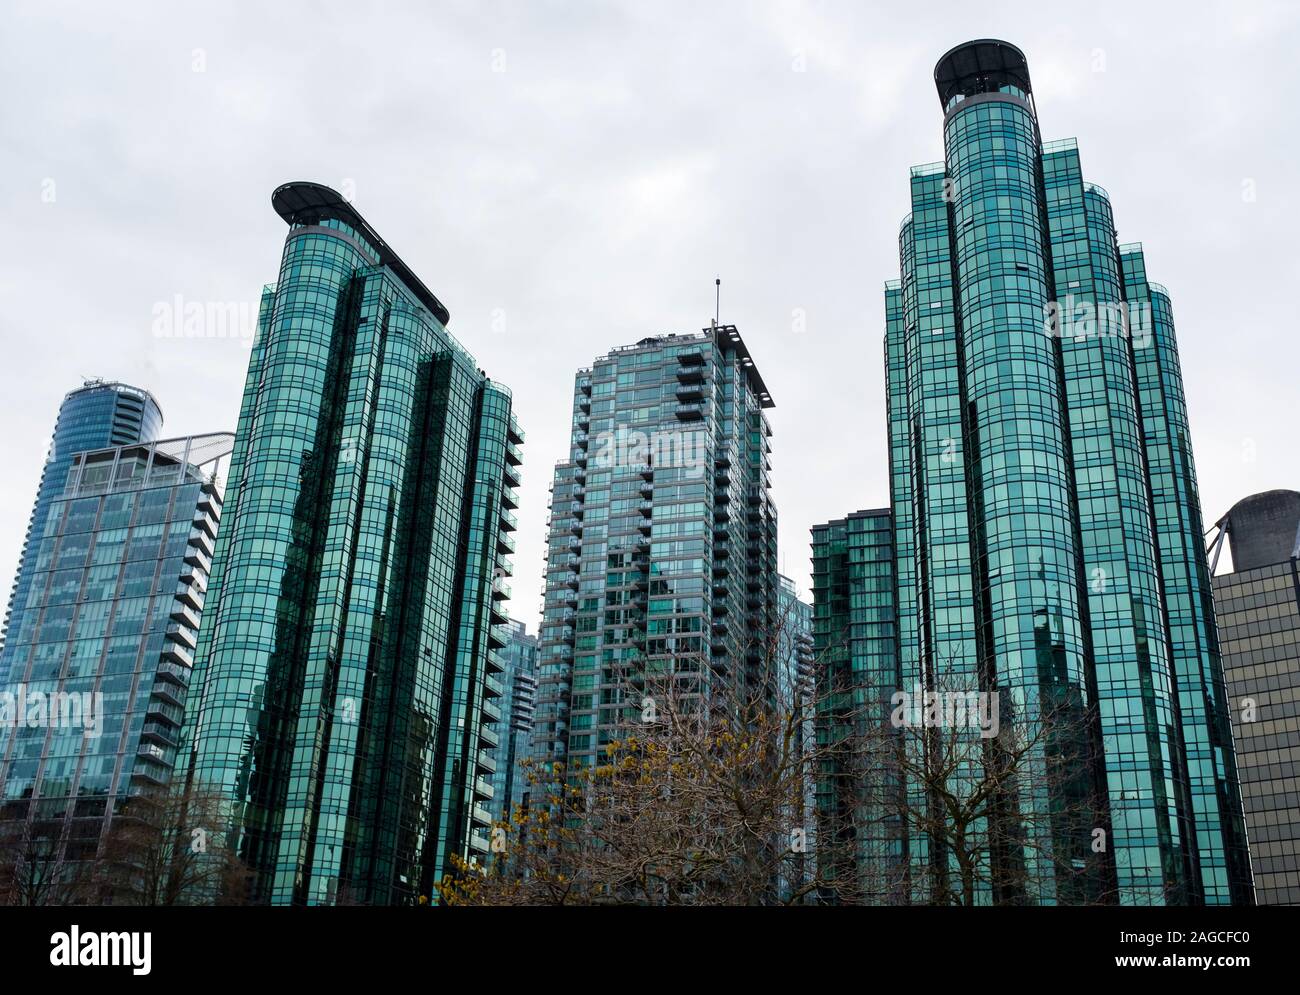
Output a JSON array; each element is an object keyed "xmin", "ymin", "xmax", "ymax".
[{"xmin": 2, "ymin": 0, "xmax": 1297, "ymax": 628}]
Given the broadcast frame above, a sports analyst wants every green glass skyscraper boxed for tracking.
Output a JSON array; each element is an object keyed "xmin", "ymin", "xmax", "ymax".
[
  {"xmin": 884, "ymin": 40, "xmax": 1251, "ymax": 905},
  {"xmin": 810, "ymin": 509, "xmax": 903, "ymax": 902},
  {"xmin": 182, "ymin": 182, "xmax": 523, "ymax": 906}
]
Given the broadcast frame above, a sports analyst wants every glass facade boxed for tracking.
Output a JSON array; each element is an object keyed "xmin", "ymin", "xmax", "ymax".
[
  {"xmin": 486, "ymin": 619, "xmax": 537, "ymax": 826},
  {"xmin": 0, "ymin": 434, "xmax": 229, "ymax": 862},
  {"xmin": 810, "ymin": 509, "xmax": 902, "ymax": 902},
  {"xmin": 882, "ymin": 40, "xmax": 1252, "ymax": 904},
  {"xmin": 1, "ymin": 381, "xmax": 163, "ymax": 672},
  {"xmin": 776, "ymin": 574, "xmax": 816, "ymax": 900},
  {"xmin": 181, "ymin": 183, "xmax": 523, "ymax": 906},
  {"xmin": 531, "ymin": 326, "xmax": 777, "ymax": 773}
]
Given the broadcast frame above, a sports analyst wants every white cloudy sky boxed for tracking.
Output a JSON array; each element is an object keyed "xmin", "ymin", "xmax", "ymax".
[{"xmin": 2, "ymin": 0, "xmax": 1298, "ymax": 628}]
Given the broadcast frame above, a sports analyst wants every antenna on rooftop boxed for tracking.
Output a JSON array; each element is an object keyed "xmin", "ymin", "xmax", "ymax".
[{"xmin": 713, "ymin": 277, "xmax": 721, "ymax": 329}]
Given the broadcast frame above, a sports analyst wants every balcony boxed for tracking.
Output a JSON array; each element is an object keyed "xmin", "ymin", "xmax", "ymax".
[
  {"xmin": 140, "ymin": 720, "xmax": 179, "ymax": 748},
  {"xmin": 497, "ymin": 532, "xmax": 516, "ymax": 555},
  {"xmin": 675, "ymin": 402, "xmax": 705, "ymax": 421},
  {"xmin": 506, "ymin": 441, "xmax": 523, "ymax": 466},
  {"xmin": 188, "ymin": 528, "xmax": 215, "ymax": 557},
  {"xmin": 164, "ymin": 622, "xmax": 197, "ymax": 651},
  {"xmin": 676, "ymin": 383, "xmax": 704, "ymax": 401},
  {"xmin": 170, "ymin": 601, "xmax": 201, "ymax": 630},
  {"xmin": 501, "ymin": 486, "xmax": 520, "ymax": 510},
  {"xmin": 149, "ymin": 681, "xmax": 185, "ymax": 708},
  {"xmin": 637, "ymin": 501, "xmax": 653, "ymax": 517},
  {"xmin": 174, "ymin": 581, "xmax": 204, "ymax": 612},
  {"xmin": 676, "ymin": 366, "xmax": 705, "ymax": 383},
  {"xmin": 145, "ymin": 699, "xmax": 182, "ymax": 725},
  {"xmin": 678, "ymin": 347, "xmax": 706, "ymax": 366},
  {"xmin": 161, "ymin": 642, "xmax": 193, "ymax": 668},
  {"xmin": 503, "ymin": 462, "xmax": 521, "ymax": 488},
  {"xmin": 131, "ymin": 758, "xmax": 170, "ymax": 786},
  {"xmin": 154, "ymin": 660, "xmax": 192, "ymax": 687},
  {"xmin": 183, "ymin": 547, "xmax": 212, "ymax": 573}
]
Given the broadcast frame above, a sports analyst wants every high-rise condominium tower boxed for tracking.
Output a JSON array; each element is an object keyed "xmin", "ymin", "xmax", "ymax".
[
  {"xmin": 532, "ymin": 326, "xmax": 776, "ymax": 772},
  {"xmin": 884, "ymin": 40, "xmax": 1251, "ymax": 905},
  {"xmin": 776, "ymin": 574, "xmax": 816, "ymax": 900},
  {"xmin": 183, "ymin": 183, "xmax": 523, "ymax": 906},
  {"xmin": 0, "ymin": 434, "xmax": 230, "ymax": 869},
  {"xmin": 1, "ymin": 380, "xmax": 163, "ymax": 667},
  {"xmin": 488, "ymin": 619, "xmax": 538, "ymax": 825}
]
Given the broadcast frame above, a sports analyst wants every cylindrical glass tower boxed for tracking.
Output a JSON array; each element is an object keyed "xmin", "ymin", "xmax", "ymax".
[
  {"xmin": 1, "ymin": 380, "xmax": 162, "ymax": 674},
  {"xmin": 885, "ymin": 40, "xmax": 1253, "ymax": 905}
]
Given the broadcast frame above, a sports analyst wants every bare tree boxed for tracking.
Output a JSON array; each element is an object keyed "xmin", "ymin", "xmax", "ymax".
[
  {"xmin": 877, "ymin": 678, "xmax": 1115, "ymax": 906},
  {"xmin": 93, "ymin": 782, "xmax": 250, "ymax": 906},
  {"xmin": 0, "ymin": 818, "xmax": 81, "ymax": 906},
  {"xmin": 439, "ymin": 602, "xmax": 871, "ymax": 906}
]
